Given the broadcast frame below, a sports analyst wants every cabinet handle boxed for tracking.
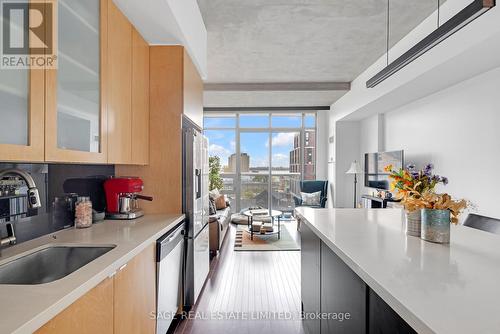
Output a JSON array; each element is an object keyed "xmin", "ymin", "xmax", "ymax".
[{"xmin": 118, "ymin": 263, "xmax": 127, "ymax": 272}]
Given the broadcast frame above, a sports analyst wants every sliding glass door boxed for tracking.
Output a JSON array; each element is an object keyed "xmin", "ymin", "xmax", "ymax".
[
  {"xmin": 204, "ymin": 112, "xmax": 316, "ymax": 213},
  {"xmin": 271, "ymin": 131, "xmax": 301, "ymax": 212},
  {"xmin": 239, "ymin": 132, "xmax": 269, "ymax": 209}
]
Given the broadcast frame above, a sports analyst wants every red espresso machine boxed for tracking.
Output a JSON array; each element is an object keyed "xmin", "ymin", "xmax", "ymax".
[{"xmin": 103, "ymin": 177, "xmax": 153, "ymax": 219}]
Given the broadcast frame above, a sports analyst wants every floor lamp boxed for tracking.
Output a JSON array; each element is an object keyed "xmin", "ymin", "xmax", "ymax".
[{"xmin": 346, "ymin": 161, "xmax": 362, "ymax": 208}]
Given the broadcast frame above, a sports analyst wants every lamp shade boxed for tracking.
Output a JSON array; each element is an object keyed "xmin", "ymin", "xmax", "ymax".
[{"xmin": 346, "ymin": 161, "xmax": 363, "ymax": 174}]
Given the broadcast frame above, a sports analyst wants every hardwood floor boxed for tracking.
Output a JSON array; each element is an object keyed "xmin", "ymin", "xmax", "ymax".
[{"xmin": 175, "ymin": 222, "xmax": 305, "ymax": 334}]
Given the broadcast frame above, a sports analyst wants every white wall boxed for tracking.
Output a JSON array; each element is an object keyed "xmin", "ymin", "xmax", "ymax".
[
  {"xmin": 328, "ymin": 0, "xmax": 500, "ymax": 214},
  {"xmin": 384, "ymin": 67, "xmax": 500, "ymax": 220},
  {"xmin": 333, "ymin": 121, "xmax": 360, "ymax": 208},
  {"xmin": 316, "ymin": 110, "xmax": 329, "ymax": 181},
  {"xmin": 344, "ymin": 67, "xmax": 500, "ymax": 219},
  {"xmin": 359, "ymin": 114, "xmax": 380, "ymax": 197}
]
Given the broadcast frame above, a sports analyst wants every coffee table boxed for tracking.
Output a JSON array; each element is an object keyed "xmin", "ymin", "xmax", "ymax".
[{"xmin": 242, "ymin": 209, "xmax": 283, "ymax": 240}]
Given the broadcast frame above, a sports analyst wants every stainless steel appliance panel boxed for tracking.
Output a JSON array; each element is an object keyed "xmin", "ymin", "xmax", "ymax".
[
  {"xmin": 182, "ymin": 116, "xmax": 210, "ymax": 310},
  {"xmin": 193, "ymin": 222, "xmax": 209, "ymax": 303},
  {"xmin": 156, "ymin": 223, "xmax": 185, "ymax": 334}
]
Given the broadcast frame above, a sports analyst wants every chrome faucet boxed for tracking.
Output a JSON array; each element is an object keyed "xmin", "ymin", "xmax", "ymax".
[
  {"xmin": 0, "ymin": 168, "xmax": 42, "ymax": 209},
  {"xmin": 0, "ymin": 223, "xmax": 16, "ymax": 247}
]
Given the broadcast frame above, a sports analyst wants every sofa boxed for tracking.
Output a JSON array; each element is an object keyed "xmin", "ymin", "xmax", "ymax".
[{"xmin": 209, "ymin": 205, "xmax": 231, "ymax": 252}]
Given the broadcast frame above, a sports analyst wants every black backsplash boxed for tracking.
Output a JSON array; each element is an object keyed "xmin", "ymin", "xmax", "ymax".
[{"xmin": 0, "ymin": 163, "xmax": 114, "ymax": 246}]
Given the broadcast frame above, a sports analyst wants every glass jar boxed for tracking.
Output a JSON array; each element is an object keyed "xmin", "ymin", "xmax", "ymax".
[{"xmin": 75, "ymin": 196, "xmax": 93, "ymax": 228}]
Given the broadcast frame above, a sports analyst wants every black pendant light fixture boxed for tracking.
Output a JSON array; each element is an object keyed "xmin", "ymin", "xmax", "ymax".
[{"xmin": 366, "ymin": 0, "xmax": 496, "ymax": 88}]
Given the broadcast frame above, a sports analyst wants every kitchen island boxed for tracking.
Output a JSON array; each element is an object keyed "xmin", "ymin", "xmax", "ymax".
[
  {"xmin": 0, "ymin": 214, "xmax": 184, "ymax": 334},
  {"xmin": 295, "ymin": 207, "xmax": 500, "ymax": 334}
]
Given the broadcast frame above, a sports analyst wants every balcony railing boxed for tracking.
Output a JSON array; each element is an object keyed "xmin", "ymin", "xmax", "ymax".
[{"xmin": 219, "ymin": 171, "xmax": 301, "ymax": 212}]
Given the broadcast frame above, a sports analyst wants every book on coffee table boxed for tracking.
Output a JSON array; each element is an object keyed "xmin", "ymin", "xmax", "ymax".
[
  {"xmin": 250, "ymin": 209, "xmax": 269, "ymax": 216},
  {"xmin": 260, "ymin": 223, "xmax": 274, "ymax": 234},
  {"xmin": 251, "ymin": 221, "xmax": 263, "ymax": 232}
]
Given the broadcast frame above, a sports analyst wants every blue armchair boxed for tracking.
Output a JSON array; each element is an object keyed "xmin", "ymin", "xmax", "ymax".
[{"xmin": 293, "ymin": 180, "xmax": 328, "ymax": 208}]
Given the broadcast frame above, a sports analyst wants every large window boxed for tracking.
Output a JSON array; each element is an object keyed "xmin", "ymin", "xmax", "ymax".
[{"xmin": 204, "ymin": 112, "xmax": 316, "ymax": 212}]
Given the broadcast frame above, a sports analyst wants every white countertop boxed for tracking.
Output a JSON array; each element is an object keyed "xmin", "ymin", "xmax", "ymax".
[
  {"xmin": 295, "ymin": 207, "xmax": 500, "ymax": 334},
  {"xmin": 0, "ymin": 214, "xmax": 184, "ymax": 334}
]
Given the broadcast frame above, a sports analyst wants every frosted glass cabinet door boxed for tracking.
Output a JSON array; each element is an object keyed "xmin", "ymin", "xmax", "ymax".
[
  {"xmin": 45, "ymin": 0, "xmax": 107, "ymax": 163},
  {"xmin": 0, "ymin": 66, "xmax": 44, "ymax": 161},
  {"xmin": 0, "ymin": 70, "xmax": 29, "ymax": 145}
]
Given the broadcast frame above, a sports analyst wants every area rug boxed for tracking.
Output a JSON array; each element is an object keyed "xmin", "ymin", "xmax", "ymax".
[{"xmin": 233, "ymin": 224, "xmax": 300, "ymax": 251}]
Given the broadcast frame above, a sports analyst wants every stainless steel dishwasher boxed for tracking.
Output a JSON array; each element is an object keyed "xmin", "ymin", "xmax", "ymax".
[{"xmin": 156, "ymin": 222, "xmax": 185, "ymax": 334}]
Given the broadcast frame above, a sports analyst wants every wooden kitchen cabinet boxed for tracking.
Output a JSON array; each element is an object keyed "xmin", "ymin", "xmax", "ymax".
[
  {"xmin": 107, "ymin": 4, "xmax": 151, "ymax": 165},
  {"xmin": 45, "ymin": 0, "xmax": 108, "ymax": 163},
  {"xmin": 114, "ymin": 243, "xmax": 157, "ymax": 334},
  {"xmin": 183, "ymin": 48, "xmax": 204, "ymax": 128},
  {"xmin": 131, "ymin": 27, "xmax": 150, "ymax": 165},
  {"xmin": 2, "ymin": 0, "xmax": 150, "ymax": 165},
  {"xmin": 0, "ymin": 0, "xmax": 45, "ymax": 162},
  {"xmin": 35, "ymin": 277, "xmax": 114, "ymax": 334},
  {"xmin": 36, "ymin": 244, "xmax": 156, "ymax": 333},
  {"xmin": 117, "ymin": 46, "xmax": 202, "ymax": 214},
  {"xmin": 107, "ymin": 0, "xmax": 132, "ymax": 164}
]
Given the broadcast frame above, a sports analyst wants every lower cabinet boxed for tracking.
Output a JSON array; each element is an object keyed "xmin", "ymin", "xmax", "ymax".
[
  {"xmin": 301, "ymin": 230, "xmax": 416, "ymax": 334},
  {"xmin": 35, "ymin": 277, "xmax": 114, "ymax": 334},
  {"xmin": 368, "ymin": 289, "xmax": 417, "ymax": 334},
  {"xmin": 320, "ymin": 243, "xmax": 366, "ymax": 334},
  {"xmin": 300, "ymin": 223, "xmax": 321, "ymax": 334},
  {"xmin": 36, "ymin": 244, "xmax": 156, "ymax": 334},
  {"xmin": 114, "ymin": 244, "xmax": 157, "ymax": 334}
]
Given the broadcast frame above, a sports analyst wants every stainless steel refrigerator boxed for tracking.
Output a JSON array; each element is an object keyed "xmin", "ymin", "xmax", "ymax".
[{"xmin": 182, "ymin": 116, "xmax": 210, "ymax": 311}]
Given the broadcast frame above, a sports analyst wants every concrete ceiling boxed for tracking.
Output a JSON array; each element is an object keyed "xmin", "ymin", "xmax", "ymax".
[
  {"xmin": 198, "ymin": 0, "xmax": 443, "ymax": 107},
  {"xmin": 203, "ymin": 90, "xmax": 348, "ymax": 108}
]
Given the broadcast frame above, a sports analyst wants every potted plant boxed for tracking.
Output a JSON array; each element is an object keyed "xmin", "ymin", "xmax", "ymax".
[
  {"xmin": 386, "ymin": 163, "xmax": 448, "ymax": 237},
  {"xmin": 405, "ymin": 192, "xmax": 468, "ymax": 243}
]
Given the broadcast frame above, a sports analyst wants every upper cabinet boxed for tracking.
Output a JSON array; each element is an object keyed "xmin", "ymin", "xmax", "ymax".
[
  {"xmin": 107, "ymin": 1, "xmax": 150, "ymax": 165},
  {"xmin": 183, "ymin": 53, "xmax": 204, "ymax": 129},
  {"xmin": 45, "ymin": 0, "xmax": 108, "ymax": 163},
  {"xmin": 107, "ymin": 0, "xmax": 132, "ymax": 164},
  {"xmin": 131, "ymin": 28, "xmax": 150, "ymax": 165},
  {"xmin": 1, "ymin": 0, "xmax": 151, "ymax": 165}
]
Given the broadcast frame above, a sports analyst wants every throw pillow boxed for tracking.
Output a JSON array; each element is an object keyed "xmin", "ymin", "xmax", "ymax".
[
  {"xmin": 215, "ymin": 195, "xmax": 227, "ymax": 210},
  {"xmin": 209, "ymin": 198, "xmax": 217, "ymax": 215},
  {"xmin": 301, "ymin": 191, "xmax": 322, "ymax": 206}
]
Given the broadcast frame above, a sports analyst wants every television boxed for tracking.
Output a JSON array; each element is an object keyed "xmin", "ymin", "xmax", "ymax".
[{"xmin": 364, "ymin": 150, "xmax": 404, "ymax": 190}]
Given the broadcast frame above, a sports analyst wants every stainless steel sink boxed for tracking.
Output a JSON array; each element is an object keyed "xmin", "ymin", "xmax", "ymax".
[{"xmin": 0, "ymin": 245, "xmax": 115, "ymax": 285}]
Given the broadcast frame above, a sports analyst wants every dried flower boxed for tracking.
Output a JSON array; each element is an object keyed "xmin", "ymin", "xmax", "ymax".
[{"xmin": 403, "ymin": 192, "xmax": 469, "ymax": 224}]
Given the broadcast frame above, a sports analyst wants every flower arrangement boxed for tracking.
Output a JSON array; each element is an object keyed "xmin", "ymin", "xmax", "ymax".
[
  {"xmin": 385, "ymin": 163, "xmax": 468, "ymax": 224},
  {"xmin": 384, "ymin": 163, "xmax": 447, "ymax": 203}
]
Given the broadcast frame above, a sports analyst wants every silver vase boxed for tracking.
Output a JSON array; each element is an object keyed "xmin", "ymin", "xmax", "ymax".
[
  {"xmin": 421, "ymin": 209, "xmax": 451, "ymax": 244},
  {"xmin": 406, "ymin": 210, "xmax": 422, "ymax": 237}
]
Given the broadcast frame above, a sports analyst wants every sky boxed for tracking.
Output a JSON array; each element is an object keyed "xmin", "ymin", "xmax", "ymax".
[
  {"xmin": 204, "ymin": 130, "xmax": 297, "ymax": 168},
  {"xmin": 204, "ymin": 114, "xmax": 315, "ymax": 169}
]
